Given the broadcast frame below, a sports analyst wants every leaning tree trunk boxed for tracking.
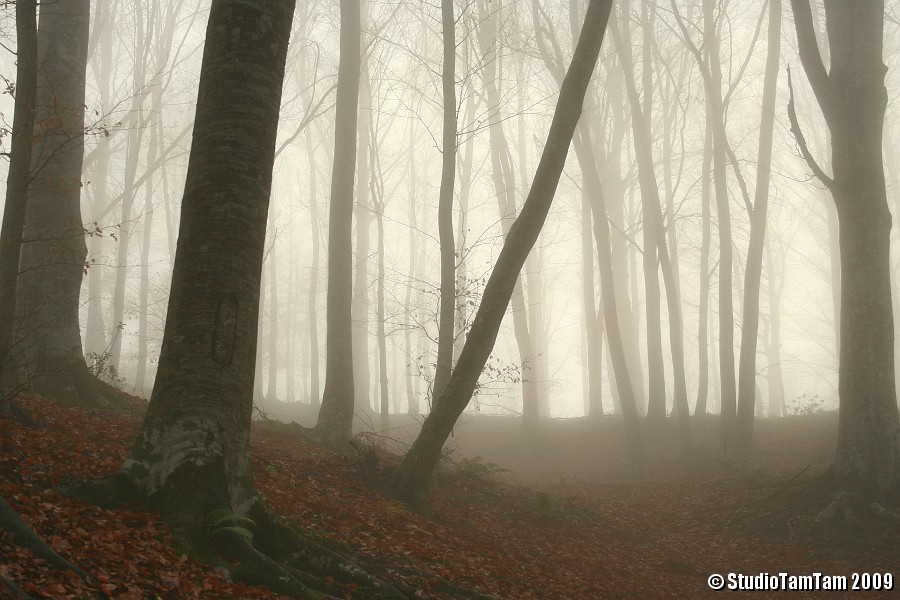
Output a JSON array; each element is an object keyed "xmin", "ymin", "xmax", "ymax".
[
  {"xmin": 0, "ymin": 0, "xmax": 37, "ymax": 401},
  {"xmin": 734, "ymin": 0, "xmax": 781, "ymax": 461},
  {"xmin": 15, "ymin": 0, "xmax": 111, "ymax": 408},
  {"xmin": 790, "ymin": 0, "xmax": 900, "ymax": 493},
  {"xmin": 119, "ymin": 0, "xmax": 295, "ymax": 521},
  {"xmin": 390, "ymin": 0, "xmax": 615, "ymax": 512},
  {"xmin": 313, "ymin": 0, "xmax": 361, "ymax": 448}
]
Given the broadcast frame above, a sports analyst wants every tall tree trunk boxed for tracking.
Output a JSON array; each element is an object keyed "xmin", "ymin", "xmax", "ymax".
[
  {"xmin": 695, "ymin": 119, "xmax": 712, "ymax": 416},
  {"xmin": 352, "ymin": 0, "xmax": 372, "ymax": 415},
  {"xmin": 432, "ymin": 0, "xmax": 458, "ymax": 405},
  {"xmin": 120, "ymin": 0, "xmax": 294, "ymax": 515},
  {"xmin": 477, "ymin": 1, "xmax": 540, "ymax": 434},
  {"xmin": 404, "ymin": 120, "xmax": 418, "ymax": 416},
  {"xmin": 764, "ymin": 235, "xmax": 786, "ymax": 417},
  {"xmin": 0, "ymin": 0, "xmax": 38, "ymax": 399},
  {"xmin": 735, "ymin": 0, "xmax": 781, "ymax": 460},
  {"xmin": 375, "ymin": 202, "xmax": 389, "ymax": 431},
  {"xmin": 306, "ymin": 127, "xmax": 321, "ymax": 411},
  {"xmin": 790, "ymin": 0, "xmax": 900, "ymax": 493},
  {"xmin": 109, "ymin": 0, "xmax": 151, "ymax": 372},
  {"xmin": 314, "ymin": 0, "xmax": 361, "ymax": 448},
  {"xmin": 265, "ymin": 241, "xmax": 278, "ymax": 401},
  {"xmin": 16, "ymin": 0, "xmax": 108, "ymax": 407},
  {"xmin": 83, "ymin": 0, "xmax": 115, "ymax": 360},
  {"xmin": 390, "ymin": 0, "xmax": 615, "ymax": 511},
  {"xmin": 610, "ymin": 5, "xmax": 666, "ymax": 422},
  {"xmin": 135, "ymin": 83, "xmax": 161, "ymax": 397}
]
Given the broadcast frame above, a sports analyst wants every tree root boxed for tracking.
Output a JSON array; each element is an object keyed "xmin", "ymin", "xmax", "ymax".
[
  {"xmin": 0, "ymin": 494, "xmax": 92, "ymax": 583},
  {"xmin": 814, "ymin": 491, "xmax": 900, "ymax": 529},
  {"xmin": 213, "ymin": 503, "xmax": 414, "ymax": 599},
  {"xmin": 0, "ymin": 573, "xmax": 33, "ymax": 600}
]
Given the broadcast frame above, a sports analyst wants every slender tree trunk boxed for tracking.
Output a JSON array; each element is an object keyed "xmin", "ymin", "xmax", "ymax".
[
  {"xmin": 135, "ymin": 84, "xmax": 162, "ymax": 396},
  {"xmin": 306, "ymin": 127, "xmax": 321, "ymax": 411},
  {"xmin": 83, "ymin": 0, "xmax": 115, "ymax": 360},
  {"xmin": 390, "ymin": 0, "xmax": 615, "ymax": 511},
  {"xmin": 265, "ymin": 241, "xmax": 278, "ymax": 401},
  {"xmin": 109, "ymin": 0, "xmax": 151, "ymax": 372},
  {"xmin": 764, "ymin": 236, "xmax": 786, "ymax": 417},
  {"xmin": 404, "ymin": 120, "xmax": 418, "ymax": 416},
  {"xmin": 314, "ymin": 0, "xmax": 361, "ymax": 447},
  {"xmin": 352, "ymin": 0, "xmax": 372, "ymax": 415},
  {"xmin": 610, "ymin": 5, "xmax": 666, "ymax": 422},
  {"xmin": 478, "ymin": 3, "xmax": 540, "ymax": 433},
  {"xmin": 695, "ymin": 120, "xmax": 712, "ymax": 416},
  {"xmin": 735, "ymin": 0, "xmax": 781, "ymax": 460},
  {"xmin": 432, "ymin": 0, "xmax": 458, "ymax": 405},
  {"xmin": 376, "ymin": 202, "xmax": 389, "ymax": 431}
]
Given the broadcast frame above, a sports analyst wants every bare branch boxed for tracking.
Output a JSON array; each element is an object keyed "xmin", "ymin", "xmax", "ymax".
[{"xmin": 786, "ymin": 66, "xmax": 834, "ymax": 189}]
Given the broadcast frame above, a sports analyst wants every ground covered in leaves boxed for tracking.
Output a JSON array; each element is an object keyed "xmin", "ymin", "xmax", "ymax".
[{"xmin": 2, "ymin": 395, "xmax": 899, "ymax": 598}]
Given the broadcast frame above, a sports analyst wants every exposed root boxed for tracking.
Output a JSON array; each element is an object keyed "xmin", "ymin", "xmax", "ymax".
[
  {"xmin": 0, "ymin": 573, "xmax": 33, "ymax": 600},
  {"xmin": 0, "ymin": 399, "xmax": 39, "ymax": 427},
  {"xmin": 0, "ymin": 494, "xmax": 92, "ymax": 583},
  {"xmin": 815, "ymin": 491, "xmax": 900, "ymax": 529}
]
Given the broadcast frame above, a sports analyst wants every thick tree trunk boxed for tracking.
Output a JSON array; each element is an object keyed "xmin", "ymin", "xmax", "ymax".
[
  {"xmin": 390, "ymin": 0, "xmax": 614, "ymax": 511},
  {"xmin": 791, "ymin": 0, "xmax": 900, "ymax": 493},
  {"xmin": 121, "ymin": 0, "xmax": 294, "ymax": 518},
  {"xmin": 313, "ymin": 0, "xmax": 361, "ymax": 448},
  {"xmin": 0, "ymin": 0, "xmax": 38, "ymax": 399},
  {"xmin": 16, "ymin": 0, "xmax": 106, "ymax": 408}
]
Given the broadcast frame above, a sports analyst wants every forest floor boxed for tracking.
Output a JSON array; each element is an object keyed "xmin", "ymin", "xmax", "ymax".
[{"xmin": 2, "ymin": 394, "xmax": 899, "ymax": 599}]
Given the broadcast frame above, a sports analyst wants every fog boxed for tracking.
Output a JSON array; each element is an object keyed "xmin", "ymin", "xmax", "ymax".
[{"xmin": 1, "ymin": 0, "xmax": 899, "ymax": 421}]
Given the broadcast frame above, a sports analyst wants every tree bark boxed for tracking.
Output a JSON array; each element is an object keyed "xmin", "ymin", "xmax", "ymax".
[
  {"xmin": 790, "ymin": 0, "xmax": 900, "ymax": 493},
  {"xmin": 16, "ymin": 0, "xmax": 107, "ymax": 408},
  {"xmin": 735, "ymin": 0, "xmax": 781, "ymax": 460},
  {"xmin": 390, "ymin": 0, "xmax": 615, "ymax": 511},
  {"xmin": 0, "ymin": 0, "xmax": 38, "ymax": 400},
  {"xmin": 121, "ymin": 0, "xmax": 295, "ymax": 518},
  {"xmin": 314, "ymin": 0, "xmax": 361, "ymax": 448},
  {"xmin": 432, "ymin": 0, "xmax": 458, "ymax": 405}
]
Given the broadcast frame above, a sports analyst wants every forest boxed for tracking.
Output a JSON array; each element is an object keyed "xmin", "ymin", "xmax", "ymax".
[{"xmin": 1, "ymin": 0, "xmax": 899, "ymax": 597}]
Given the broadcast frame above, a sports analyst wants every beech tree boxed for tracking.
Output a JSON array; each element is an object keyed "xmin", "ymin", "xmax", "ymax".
[
  {"xmin": 13, "ymin": 0, "xmax": 120, "ymax": 408},
  {"xmin": 76, "ymin": 1, "xmax": 402, "ymax": 594},
  {"xmin": 788, "ymin": 0, "xmax": 900, "ymax": 499},
  {"xmin": 0, "ymin": 0, "xmax": 37, "ymax": 406},
  {"xmin": 314, "ymin": 0, "xmax": 361, "ymax": 448},
  {"xmin": 391, "ymin": 0, "xmax": 615, "ymax": 512}
]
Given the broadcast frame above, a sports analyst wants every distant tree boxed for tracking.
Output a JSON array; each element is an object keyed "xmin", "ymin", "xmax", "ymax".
[
  {"xmin": 789, "ymin": 0, "xmax": 900, "ymax": 499},
  {"xmin": 432, "ymin": 0, "xmax": 459, "ymax": 405},
  {"xmin": 314, "ymin": 0, "xmax": 361, "ymax": 448},
  {"xmin": 0, "ymin": 0, "xmax": 37, "ymax": 405},
  {"xmin": 390, "ymin": 0, "xmax": 615, "ymax": 512}
]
